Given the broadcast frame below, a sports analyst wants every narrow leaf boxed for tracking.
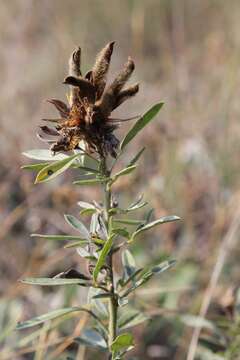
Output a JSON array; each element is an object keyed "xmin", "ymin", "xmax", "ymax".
[
  {"xmin": 21, "ymin": 162, "xmax": 50, "ymax": 171},
  {"xmin": 64, "ymin": 240, "xmax": 90, "ymax": 248},
  {"xmin": 121, "ymin": 260, "xmax": 176, "ymax": 297},
  {"xmin": 129, "ymin": 215, "xmax": 181, "ymax": 242},
  {"xmin": 31, "ymin": 234, "xmax": 86, "ymax": 241},
  {"xmin": 122, "ymin": 250, "xmax": 136, "ymax": 281},
  {"xmin": 127, "ymin": 201, "xmax": 147, "ymax": 212},
  {"xmin": 112, "ymin": 228, "xmax": 130, "ymax": 239},
  {"xmin": 93, "ymin": 236, "xmax": 113, "ymax": 283},
  {"xmin": 112, "ymin": 165, "xmax": 137, "ymax": 182},
  {"xmin": 90, "ymin": 213, "xmax": 98, "ymax": 233},
  {"xmin": 20, "ymin": 278, "xmax": 86, "ymax": 286},
  {"xmin": 35, "ymin": 153, "xmax": 80, "ymax": 183},
  {"xmin": 64, "ymin": 214, "xmax": 90, "ymax": 239},
  {"xmin": 78, "ymin": 201, "xmax": 97, "ymax": 216},
  {"xmin": 120, "ymin": 103, "xmax": 164, "ymax": 150},
  {"xmin": 16, "ymin": 307, "xmax": 82, "ymax": 330},
  {"xmin": 80, "ymin": 208, "xmax": 96, "ymax": 216},
  {"xmin": 75, "ymin": 329, "xmax": 107, "ymax": 350},
  {"xmin": 119, "ymin": 268, "xmax": 143, "ymax": 288},
  {"xmin": 22, "ymin": 149, "xmax": 68, "ymax": 161},
  {"xmin": 73, "ymin": 178, "xmax": 110, "ymax": 185},
  {"xmin": 114, "ymin": 219, "xmax": 143, "ymax": 226},
  {"xmin": 78, "ymin": 201, "xmax": 96, "ymax": 209},
  {"xmin": 76, "ymin": 166, "xmax": 99, "ymax": 174},
  {"xmin": 151, "ymin": 259, "xmax": 176, "ymax": 274}
]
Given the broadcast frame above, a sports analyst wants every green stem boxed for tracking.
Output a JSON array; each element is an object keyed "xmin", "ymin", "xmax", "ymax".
[{"xmin": 101, "ymin": 157, "xmax": 118, "ymax": 357}]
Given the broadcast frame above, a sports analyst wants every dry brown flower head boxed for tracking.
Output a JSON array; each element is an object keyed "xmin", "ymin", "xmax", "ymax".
[{"xmin": 40, "ymin": 42, "xmax": 139, "ymax": 158}]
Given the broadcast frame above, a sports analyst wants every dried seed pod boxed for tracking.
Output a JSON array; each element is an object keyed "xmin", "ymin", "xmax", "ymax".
[
  {"xmin": 114, "ymin": 83, "xmax": 139, "ymax": 109},
  {"xmin": 63, "ymin": 76, "xmax": 96, "ymax": 103},
  {"xmin": 69, "ymin": 47, "xmax": 81, "ymax": 77},
  {"xmin": 92, "ymin": 41, "xmax": 114, "ymax": 99},
  {"xmin": 109, "ymin": 57, "xmax": 135, "ymax": 95},
  {"xmin": 97, "ymin": 57, "xmax": 135, "ymax": 118},
  {"xmin": 68, "ymin": 47, "xmax": 82, "ymax": 106}
]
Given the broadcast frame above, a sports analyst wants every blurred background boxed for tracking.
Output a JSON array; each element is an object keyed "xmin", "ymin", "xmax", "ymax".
[{"xmin": 1, "ymin": 0, "xmax": 240, "ymax": 359}]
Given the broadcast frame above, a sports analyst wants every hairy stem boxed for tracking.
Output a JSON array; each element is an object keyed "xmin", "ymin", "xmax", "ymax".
[{"xmin": 101, "ymin": 157, "xmax": 118, "ymax": 356}]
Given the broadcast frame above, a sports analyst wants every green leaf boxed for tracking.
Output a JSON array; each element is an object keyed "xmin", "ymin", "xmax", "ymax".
[
  {"xmin": 90, "ymin": 213, "xmax": 98, "ymax": 233},
  {"xmin": 78, "ymin": 201, "xmax": 97, "ymax": 216},
  {"xmin": 93, "ymin": 235, "xmax": 113, "ymax": 283},
  {"xmin": 112, "ymin": 165, "xmax": 137, "ymax": 183},
  {"xmin": 22, "ymin": 149, "xmax": 68, "ymax": 161},
  {"xmin": 80, "ymin": 208, "xmax": 96, "ymax": 216},
  {"xmin": 127, "ymin": 147, "xmax": 145, "ymax": 167},
  {"xmin": 120, "ymin": 103, "xmax": 164, "ymax": 150},
  {"xmin": 119, "ymin": 268, "xmax": 143, "ymax": 288},
  {"xmin": 144, "ymin": 208, "xmax": 154, "ymax": 224},
  {"xmin": 31, "ymin": 234, "xmax": 86, "ymax": 241},
  {"xmin": 127, "ymin": 201, "xmax": 147, "ymax": 212},
  {"xmin": 73, "ymin": 178, "xmax": 110, "ymax": 185},
  {"xmin": 122, "ymin": 250, "xmax": 136, "ymax": 281},
  {"xmin": 129, "ymin": 215, "xmax": 181, "ymax": 242},
  {"xmin": 21, "ymin": 162, "xmax": 50, "ymax": 171},
  {"xmin": 20, "ymin": 278, "xmax": 87, "ymax": 286},
  {"xmin": 151, "ymin": 259, "xmax": 176, "ymax": 274},
  {"xmin": 111, "ymin": 333, "xmax": 134, "ymax": 353},
  {"xmin": 35, "ymin": 153, "xmax": 80, "ymax": 183},
  {"xmin": 78, "ymin": 201, "xmax": 96, "ymax": 209},
  {"xmin": 16, "ymin": 307, "xmax": 82, "ymax": 330},
  {"xmin": 112, "ymin": 228, "xmax": 130, "ymax": 239},
  {"xmin": 118, "ymin": 310, "xmax": 148, "ymax": 330},
  {"xmin": 64, "ymin": 214, "xmax": 90, "ymax": 239},
  {"xmin": 76, "ymin": 166, "xmax": 99, "ymax": 174},
  {"xmin": 75, "ymin": 329, "xmax": 107, "ymax": 350},
  {"xmin": 92, "ymin": 237, "xmax": 106, "ymax": 246},
  {"xmin": 114, "ymin": 219, "xmax": 143, "ymax": 226},
  {"xmin": 121, "ymin": 260, "xmax": 175, "ymax": 297},
  {"xmin": 64, "ymin": 240, "xmax": 90, "ymax": 248},
  {"xmin": 128, "ymin": 194, "xmax": 144, "ymax": 208},
  {"xmin": 96, "ymin": 214, "xmax": 108, "ymax": 240}
]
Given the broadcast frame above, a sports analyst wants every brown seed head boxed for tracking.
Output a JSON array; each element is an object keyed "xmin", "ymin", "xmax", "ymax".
[{"xmin": 40, "ymin": 43, "xmax": 139, "ymax": 158}]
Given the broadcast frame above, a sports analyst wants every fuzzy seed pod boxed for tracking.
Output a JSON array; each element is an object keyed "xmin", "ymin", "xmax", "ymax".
[{"xmin": 92, "ymin": 41, "xmax": 114, "ymax": 99}]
